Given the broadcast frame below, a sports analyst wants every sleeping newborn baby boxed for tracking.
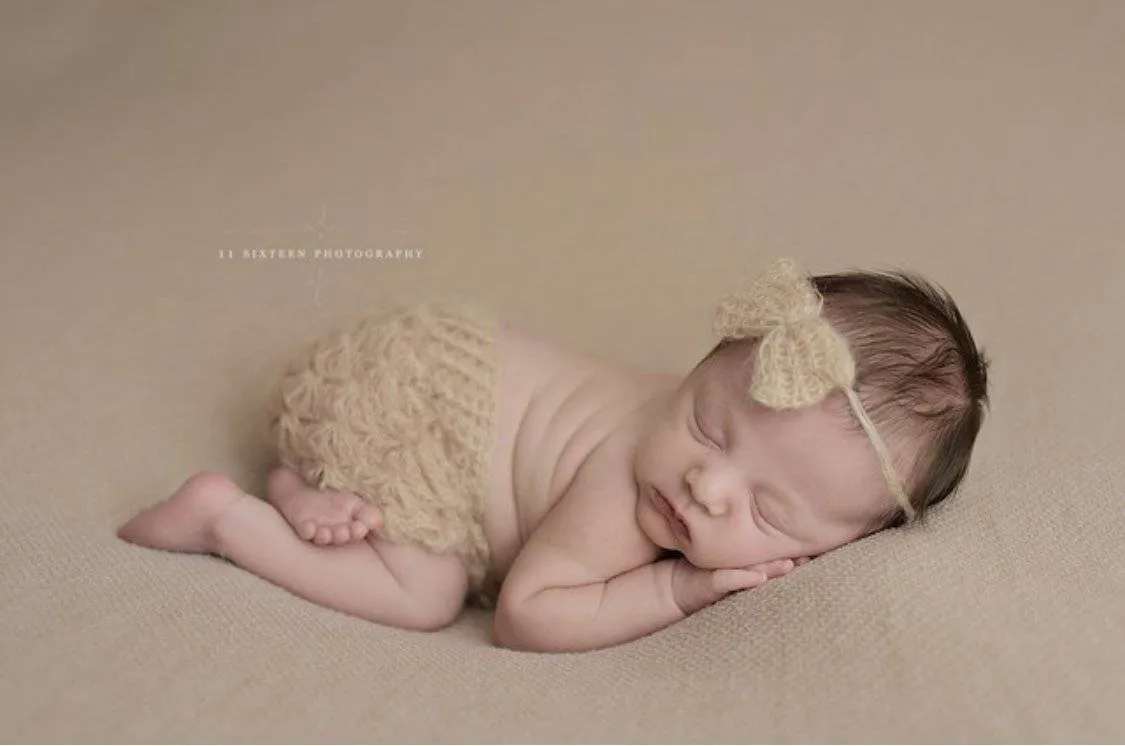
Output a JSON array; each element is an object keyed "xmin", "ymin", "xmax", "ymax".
[{"xmin": 118, "ymin": 258, "xmax": 990, "ymax": 652}]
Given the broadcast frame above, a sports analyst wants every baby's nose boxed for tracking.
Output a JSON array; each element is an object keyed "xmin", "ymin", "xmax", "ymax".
[
  {"xmin": 687, "ymin": 468, "xmax": 732, "ymax": 516},
  {"xmin": 701, "ymin": 496, "xmax": 729, "ymax": 517}
]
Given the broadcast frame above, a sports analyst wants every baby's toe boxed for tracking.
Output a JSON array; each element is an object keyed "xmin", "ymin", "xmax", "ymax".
[
  {"xmin": 298, "ymin": 521, "xmax": 317, "ymax": 541},
  {"xmin": 355, "ymin": 504, "xmax": 383, "ymax": 531},
  {"xmin": 349, "ymin": 522, "xmax": 369, "ymax": 541},
  {"xmin": 332, "ymin": 524, "xmax": 352, "ymax": 544},
  {"xmin": 314, "ymin": 526, "xmax": 334, "ymax": 545}
]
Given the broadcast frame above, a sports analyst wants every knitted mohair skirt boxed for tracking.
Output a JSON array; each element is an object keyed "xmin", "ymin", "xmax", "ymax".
[{"xmin": 267, "ymin": 299, "xmax": 500, "ymax": 607}]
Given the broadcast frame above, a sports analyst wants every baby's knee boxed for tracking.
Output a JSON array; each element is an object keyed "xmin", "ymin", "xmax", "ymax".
[
  {"xmin": 407, "ymin": 593, "xmax": 466, "ymax": 632},
  {"xmin": 374, "ymin": 544, "xmax": 468, "ymax": 631},
  {"xmin": 408, "ymin": 557, "xmax": 469, "ymax": 631}
]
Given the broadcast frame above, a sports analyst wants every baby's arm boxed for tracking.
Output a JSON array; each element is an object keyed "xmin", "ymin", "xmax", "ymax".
[
  {"xmin": 492, "ymin": 481, "xmax": 674, "ymax": 652},
  {"xmin": 492, "ymin": 482, "xmax": 795, "ymax": 653}
]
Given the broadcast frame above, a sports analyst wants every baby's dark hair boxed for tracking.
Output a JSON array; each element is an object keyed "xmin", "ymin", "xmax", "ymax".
[
  {"xmin": 813, "ymin": 267, "xmax": 991, "ymax": 531},
  {"xmin": 707, "ymin": 265, "xmax": 991, "ymax": 532}
]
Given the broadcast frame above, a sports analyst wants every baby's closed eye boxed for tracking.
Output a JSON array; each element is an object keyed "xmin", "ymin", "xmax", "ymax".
[
  {"xmin": 692, "ymin": 408, "xmax": 720, "ymax": 449},
  {"xmin": 750, "ymin": 494, "xmax": 782, "ymax": 532}
]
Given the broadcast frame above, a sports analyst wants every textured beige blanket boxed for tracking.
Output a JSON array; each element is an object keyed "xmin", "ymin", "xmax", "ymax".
[{"xmin": 2, "ymin": 1, "xmax": 1121, "ymax": 741}]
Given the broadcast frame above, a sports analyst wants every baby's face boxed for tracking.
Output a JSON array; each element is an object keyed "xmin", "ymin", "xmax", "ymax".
[{"xmin": 633, "ymin": 344, "xmax": 897, "ymax": 569}]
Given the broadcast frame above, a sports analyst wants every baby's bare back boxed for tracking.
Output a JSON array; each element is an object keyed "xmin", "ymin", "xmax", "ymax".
[{"xmin": 482, "ymin": 320, "xmax": 678, "ymax": 584}]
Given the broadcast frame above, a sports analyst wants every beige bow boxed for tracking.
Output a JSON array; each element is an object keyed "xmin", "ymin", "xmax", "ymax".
[{"xmin": 713, "ymin": 258, "xmax": 915, "ymax": 520}]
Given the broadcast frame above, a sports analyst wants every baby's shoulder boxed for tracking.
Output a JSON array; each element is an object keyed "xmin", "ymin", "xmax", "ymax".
[
  {"xmin": 498, "ymin": 319, "xmax": 671, "ymax": 440},
  {"xmin": 493, "ymin": 319, "xmax": 643, "ymax": 426}
]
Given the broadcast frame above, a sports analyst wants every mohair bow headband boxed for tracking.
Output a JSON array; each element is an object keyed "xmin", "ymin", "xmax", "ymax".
[{"xmin": 713, "ymin": 258, "xmax": 914, "ymax": 520}]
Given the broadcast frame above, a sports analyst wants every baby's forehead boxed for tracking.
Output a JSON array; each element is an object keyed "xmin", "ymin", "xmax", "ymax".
[
  {"xmin": 693, "ymin": 348, "xmax": 856, "ymax": 437},
  {"xmin": 693, "ymin": 346, "xmax": 756, "ymax": 405}
]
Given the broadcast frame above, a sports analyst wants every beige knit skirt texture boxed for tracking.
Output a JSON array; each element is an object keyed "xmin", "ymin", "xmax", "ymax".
[{"xmin": 267, "ymin": 299, "xmax": 500, "ymax": 607}]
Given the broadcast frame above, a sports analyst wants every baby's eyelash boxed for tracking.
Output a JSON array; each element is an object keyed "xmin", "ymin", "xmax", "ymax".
[
  {"xmin": 693, "ymin": 410, "xmax": 718, "ymax": 448},
  {"xmin": 750, "ymin": 494, "xmax": 777, "ymax": 531}
]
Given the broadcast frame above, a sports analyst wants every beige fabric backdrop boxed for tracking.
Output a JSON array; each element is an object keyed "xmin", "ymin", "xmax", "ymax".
[{"xmin": 1, "ymin": 1, "xmax": 1122, "ymax": 742}]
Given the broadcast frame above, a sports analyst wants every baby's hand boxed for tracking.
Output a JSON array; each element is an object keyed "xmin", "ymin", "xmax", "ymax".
[{"xmin": 670, "ymin": 556, "xmax": 808, "ymax": 616}]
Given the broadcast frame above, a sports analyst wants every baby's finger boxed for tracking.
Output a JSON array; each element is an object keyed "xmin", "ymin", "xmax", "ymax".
[
  {"xmin": 768, "ymin": 558, "xmax": 796, "ymax": 578},
  {"xmin": 712, "ymin": 568, "xmax": 768, "ymax": 594},
  {"xmin": 745, "ymin": 558, "xmax": 795, "ymax": 578}
]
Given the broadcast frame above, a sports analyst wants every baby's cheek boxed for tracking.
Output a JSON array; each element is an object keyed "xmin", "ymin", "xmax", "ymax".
[
  {"xmin": 722, "ymin": 529, "xmax": 777, "ymax": 567},
  {"xmin": 640, "ymin": 430, "xmax": 681, "ymax": 471},
  {"xmin": 660, "ymin": 437, "xmax": 693, "ymax": 463}
]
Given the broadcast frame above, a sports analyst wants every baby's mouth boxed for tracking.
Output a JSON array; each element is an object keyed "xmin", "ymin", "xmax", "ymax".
[{"xmin": 652, "ymin": 486, "xmax": 691, "ymax": 541}]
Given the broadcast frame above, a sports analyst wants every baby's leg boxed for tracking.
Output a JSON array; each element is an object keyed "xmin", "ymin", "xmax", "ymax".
[{"xmin": 117, "ymin": 472, "xmax": 468, "ymax": 631}]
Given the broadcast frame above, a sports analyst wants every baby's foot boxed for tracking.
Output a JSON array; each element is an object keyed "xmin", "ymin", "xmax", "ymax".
[
  {"xmin": 265, "ymin": 466, "xmax": 382, "ymax": 545},
  {"xmin": 117, "ymin": 471, "xmax": 245, "ymax": 554}
]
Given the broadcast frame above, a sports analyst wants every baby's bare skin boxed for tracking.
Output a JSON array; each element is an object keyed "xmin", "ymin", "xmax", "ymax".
[
  {"xmin": 482, "ymin": 320, "xmax": 679, "ymax": 583},
  {"xmin": 120, "ymin": 316, "xmax": 885, "ymax": 650},
  {"xmin": 117, "ymin": 321, "xmax": 679, "ymax": 635},
  {"xmin": 489, "ymin": 331, "xmax": 900, "ymax": 651}
]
